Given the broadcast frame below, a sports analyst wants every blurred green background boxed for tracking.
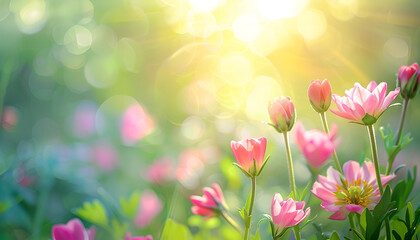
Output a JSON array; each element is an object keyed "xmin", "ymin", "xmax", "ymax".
[{"xmin": 0, "ymin": 0, "xmax": 420, "ymax": 239}]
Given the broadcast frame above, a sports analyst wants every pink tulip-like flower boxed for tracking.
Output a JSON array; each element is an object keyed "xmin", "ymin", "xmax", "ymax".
[
  {"xmin": 294, "ymin": 123, "xmax": 338, "ymax": 170},
  {"xmin": 268, "ymin": 96, "xmax": 296, "ymax": 132},
  {"xmin": 145, "ymin": 158, "xmax": 173, "ymax": 185},
  {"xmin": 52, "ymin": 218, "xmax": 96, "ymax": 240},
  {"xmin": 190, "ymin": 184, "xmax": 226, "ymax": 220},
  {"xmin": 271, "ymin": 193, "xmax": 310, "ymax": 233},
  {"xmin": 230, "ymin": 137, "xmax": 268, "ymax": 177},
  {"xmin": 134, "ymin": 190, "xmax": 163, "ymax": 228},
  {"xmin": 330, "ymin": 81, "xmax": 400, "ymax": 125},
  {"xmin": 123, "ymin": 233, "xmax": 153, "ymax": 240},
  {"xmin": 398, "ymin": 63, "xmax": 419, "ymax": 99},
  {"xmin": 121, "ymin": 104, "xmax": 155, "ymax": 146},
  {"xmin": 312, "ymin": 161, "xmax": 395, "ymax": 220},
  {"xmin": 308, "ymin": 79, "xmax": 332, "ymax": 113}
]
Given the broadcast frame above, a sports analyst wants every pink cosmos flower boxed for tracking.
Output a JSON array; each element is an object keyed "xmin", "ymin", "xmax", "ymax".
[
  {"xmin": 308, "ymin": 79, "xmax": 332, "ymax": 113},
  {"xmin": 398, "ymin": 63, "xmax": 419, "ymax": 99},
  {"xmin": 190, "ymin": 184, "xmax": 226, "ymax": 220},
  {"xmin": 311, "ymin": 160, "xmax": 395, "ymax": 220},
  {"xmin": 121, "ymin": 104, "xmax": 155, "ymax": 146},
  {"xmin": 268, "ymin": 96, "xmax": 296, "ymax": 132},
  {"xmin": 271, "ymin": 193, "xmax": 310, "ymax": 232},
  {"xmin": 145, "ymin": 158, "xmax": 173, "ymax": 185},
  {"xmin": 123, "ymin": 233, "xmax": 153, "ymax": 240},
  {"xmin": 294, "ymin": 123, "xmax": 338, "ymax": 170},
  {"xmin": 330, "ymin": 81, "xmax": 400, "ymax": 125},
  {"xmin": 52, "ymin": 218, "xmax": 96, "ymax": 240},
  {"xmin": 134, "ymin": 190, "xmax": 163, "ymax": 228},
  {"xmin": 230, "ymin": 137, "xmax": 267, "ymax": 177}
]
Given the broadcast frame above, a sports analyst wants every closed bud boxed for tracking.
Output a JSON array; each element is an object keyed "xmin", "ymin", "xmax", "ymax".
[
  {"xmin": 268, "ymin": 97, "xmax": 296, "ymax": 133},
  {"xmin": 307, "ymin": 79, "xmax": 332, "ymax": 113},
  {"xmin": 397, "ymin": 63, "xmax": 419, "ymax": 99}
]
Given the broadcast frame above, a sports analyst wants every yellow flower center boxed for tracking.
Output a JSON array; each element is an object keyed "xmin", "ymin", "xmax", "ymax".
[{"xmin": 334, "ymin": 178, "xmax": 374, "ymax": 207}]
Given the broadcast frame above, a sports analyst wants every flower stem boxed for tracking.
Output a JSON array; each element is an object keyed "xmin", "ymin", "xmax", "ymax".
[
  {"xmin": 386, "ymin": 98, "xmax": 410, "ymax": 175},
  {"xmin": 293, "ymin": 226, "xmax": 301, "ymax": 240},
  {"xmin": 244, "ymin": 177, "xmax": 256, "ymax": 240},
  {"xmin": 349, "ymin": 213, "xmax": 359, "ymax": 240},
  {"xmin": 319, "ymin": 112, "xmax": 343, "ymax": 174},
  {"xmin": 283, "ymin": 132, "xmax": 298, "ymax": 199},
  {"xmin": 221, "ymin": 211, "xmax": 242, "ymax": 233}
]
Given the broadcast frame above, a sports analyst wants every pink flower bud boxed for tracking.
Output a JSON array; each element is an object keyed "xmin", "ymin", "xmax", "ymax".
[
  {"xmin": 190, "ymin": 184, "xmax": 226, "ymax": 220},
  {"xmin": 268, "ymin": 97, "xmax": 296, "ymax": 132},
  {"xmin": 308, "ymin": 79, "xmax": 332, "ymax": 113},
  {"xmin": 271, "ymin": 193, "xmax": 310, "ymax": 232},
  {"xmin": 52, "ymin": 218, "xmax": 96, "ymax": 240},
  {"xmin": 230, "ymin": 137, "xmax": 267, "ymax": 177},
  {"xmin": 398, "ymin": 63, "xmax": 419, "ymax": 99},
  {"xmin": 294, "ymin": 122, "xmax": 338, "ymax": 170}
]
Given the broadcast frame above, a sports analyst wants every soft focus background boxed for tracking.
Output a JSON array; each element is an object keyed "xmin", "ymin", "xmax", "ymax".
[{"xmin": 0, "ymin": 0, "xmax": 420, "ymax": 239}]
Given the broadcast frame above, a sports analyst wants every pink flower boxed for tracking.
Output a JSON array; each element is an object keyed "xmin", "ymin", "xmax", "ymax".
[
  {"xmin": 52, "ymin": 218, "xmax": 96, "ymax": 240},
  {"xmin": 311, "ymin": 161, "xmax": 395, "ymax": 220},
  {"xmin": 175, "ymin": 149, "xmax": 206, "ymax": 189},
  {"xmin": 230, "ymin": 137, "xmax": 268, "ymax": 177},
  {"xmin": 145, "ymin": 158, "xmax": 173, "ymax": 185},
  {"xmin": 308, "ymin": 79, "xmax": 332, "ymax": 113},
  {"xmin": 398, "ymin": 63, "xmax": 419, "ymax": 99},
  {"xmin": 90, "ymin": 142, "xmax": 118, "ymax": 172},
  {"xmin": 294, "ymin": 123, "xmax": 338, "ymax": 170},
  {"xmin": 134, "ymin": 190, "xmax": 162, "ymax": 228},
  {"xmin": 123, "ymin": 233, "xmax": 153, "ymax": 240},
  {"xmin": 271, "ymin": 193, "xmax": 310, "ymax": 232},
  {"xmin": 1, "ymin": 106, "xmax": 18, "ymax": 131},
  {"xmin": 121, "ymin": 104, "xmax": 155, "ymax": 146},
  {"xmin": 330, "ymin": 81, "xmax": 400, "ymax": 125},
  {"xmin": 73, "ymin": 101, "xmax": 98, "ymax": 138},
  {"xmin": 190, "ymin": 184, "xmax": 226, "ymax": 220},
  {"xmin": 268, "ymin": 96, "xmax": 296, "ymax": 132}
]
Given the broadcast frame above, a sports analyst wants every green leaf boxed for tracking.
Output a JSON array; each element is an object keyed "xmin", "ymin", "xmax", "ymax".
[
  {"xmin": 300, "ymin": 214, "xmax": 317, "ymax": 230},
  {"xmin": 256, "ymin": 154, "xmax": 271, "ymax": 177},
  {"xmin": 329, "ymin": 231, "xmax": 340, "ymax": 240},
  {"xmin": 362, "ymin": 113, "xmax": 377, "ymax": 125},
  {"xmin": 119, "ymin": 191, "xmax": 141, "ymax": 219},
  {"xmin": 232, "ymin": 163, "xmax": 252, "ymax": 178},
  {"xmin": 75, "ymin": 199, "xmax": 108, "ymax": 227},
  {"xmin": 0, "ymin": 200, "xmax": 11, "ymax": 214},
  {"xmin": 161, "ymin": 219, "xmax": 192, "ymax": 240},
  {"xmin": 220, "ymin": 158, "xmax": 241, "ymax": 189},
  {"xmin": 110, "ymin": 218, "xmax": 128, "ymax": 239}
]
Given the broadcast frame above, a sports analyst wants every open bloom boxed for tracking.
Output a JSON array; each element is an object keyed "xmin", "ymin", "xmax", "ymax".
[
  {"xmin": 330, "ymin": 81, "xmax": 400, "ymax": 125},
  {"xmin": 312, "ymin": 161, "xmax": 395, "ymax": 220},
  {"xmin": 123, "ymin": 233, "xmax": 153, "ymax": 240},
  {"xmin": 271, "ymin": 193, "xmax": 310, "ymax": 233},
  {"xmin": 230, "ymin": 137, "xmax": 267, "ymax": 177},
  {"xmin": 190, "ymin": 184, "xmax": 226, "ymax": 220},
  {"xmin": 294, "ymin": 123, "xmax": 338, "ymax": 170},
  {"xmin": 268, "ymin": 96, "xmax": 296, "ymax": 132},
  {"xmin": 52, "ymin": 218, "xmax": 96, "ymax": 240},
  {"xmin": 308, "ymin": 79, "xmax": 332, "ymax": 113},
  {"xmin": 398, "ymin": 63, "xmax": 419, "ymax": 99}
]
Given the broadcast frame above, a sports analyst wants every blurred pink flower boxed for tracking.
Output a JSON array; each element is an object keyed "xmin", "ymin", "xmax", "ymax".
[
  {"xmin": 268, "ymin": 96, "xmax": 296, "ymax": 132},
  {"xmin": 121, "ymin": 104, "xmax": 155, "ymax": 145},
  {"xmin": 134, "ymin": 190, "xmax": 162, "ymax": 228},
  {"xmin": 73, "ymin": 101, "xmax": 98, "ymax": 138},
  {"xmin": 145, "ymin": 158, "xmax": 173, "ymax": 185},
  {"xmin": 312, "ymin": 161, "xmax": 395, "ymax": 220},
  {"xmin": 14, "ymin": 165, "xmax": 36, "ymax": 187},
  {"xmin": 190, "ymin": 184, "xmax": 226, "ymax": 220},
  {"xmin": 271, "ymin": 193, "xmax": 310, "ymax": 231},
  {"xmin": 90, "ymin": 142, "xmax": 118, "ymax": 172},
  {"xmin": 331, "ymin": 81, "xmax": 400, "ymax": 125},
  {"xmin": 294, "ymin": 123, "xmax": 338, "ymax": 170},
  {"xmin": 398, "ymin": 62, "xmax": 419, "ymax": 99},
  {"xmin": 123, "ymin": 233, "xmax": 153, "ymax": 240},
  {"xmin": 52, "ymin": 218, "xmax": 96, "ymax": 240},
  {"xmin": 1, "ymin": 106, "xmax": 18, "ymax": 131},
  {"xmin": 230, "ymin": 137, "xmax": 267, "ymax": 176},
  {"xmin": 308, "ymin": 79, "xmax": 332, "ymax": 113},
  {"xmin": 175, "ymin": 149, "xmax": 206, "ymax": 189}
]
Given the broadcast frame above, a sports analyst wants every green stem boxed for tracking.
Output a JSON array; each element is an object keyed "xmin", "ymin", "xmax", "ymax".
[
  {"xmin": 244, "ymin": 177, "xmax": 256, "ymax": 240},
  {"xmin": 293, "ymin": 225, "xmax": 301, "ymax": 240},
  {"xmin": 349, "ymin": 213, "xmax": 359, "ymax": 240},
  {"xmin": 386, "ymin": 98, "xmax": 409, "ymax": 175},
  {"xmin": 367, "ymin": 125, "xmax": 391, "ymax": 239},
  {"xmin": 283, "ymin": 132, "xmax": 297, "ymax": 199},
  {"xmin": 221, "ymin": 211, "xmax": 242, "ymax": 233},
  {"xmin": 319, "ymin": 112, "xmax": 343, "ymax": 174}
]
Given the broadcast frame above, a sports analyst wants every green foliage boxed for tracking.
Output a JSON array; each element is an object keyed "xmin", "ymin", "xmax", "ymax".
[
  {"xmin": 329, "ymin": 232, "xmax": 341, "ymax": 240},
  {"xmin": 239, "ymin": 190, "xmax": 252, "ymax": 229},
  {"xmin": 119, "ymin": 191, "xmax": 141, "ymax": 219},
  {"xmin": 219, "ymin": 158, "xmax": 241, "ymax": 189},
  {"xmin": 0, "ymin": 200, "xmax": 11, "ymax": 214},
  {"xmin": 361, "ymin": 114, "xmax": 377, "ymax": 125},
  {"xmin": 379, "ymin": 125, "xmax": 413, "ymax": 162},
  {"xmin": 75, "ymin": 199, "xmax": 108, "ymax": 227},
  {"xmin": 391, "ymin": 202, "xmax": 420, "ymax": 240},
  {"xmin": 161, "ymin": 219, "xmax": 192, "ymax": 240},
  {"xmin": 110, "ymin": 218, "xmax": 128, "ymax": 239},
  {"xmin": 391, "ymin": 166, "xmax": 417, "ymax": 214},
  {"xmin": 359, "ymin": 186, "xmax": 396, "ymax": 240}
]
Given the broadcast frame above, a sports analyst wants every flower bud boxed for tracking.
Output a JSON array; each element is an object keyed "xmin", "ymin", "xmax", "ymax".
[
  {"xmin": 190, "ymin": 184, "xmax": 226, "ymax": 220},
  {"xmin": 307, "ymin": 79, "xmax": 332, "ymax": 113},
  {"xmin": 268, "ymin": 97, "xmax": 296, "ymax": 133},
  {"xmin": 398, "ymin": 63, "xmax": 419, "ymax": 99}
]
